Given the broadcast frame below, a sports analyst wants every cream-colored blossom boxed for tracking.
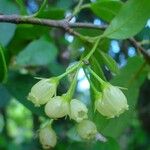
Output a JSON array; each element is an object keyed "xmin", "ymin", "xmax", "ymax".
[
  {"xmin": 28, "ymin": 78, "xmax": 58, "ymax": 107},
  {"xmin": 45, "ymin": 96, "xmax": 69, "ymax": 119},
  {"xmin": 70, "ymin": 99, "xmax": 88, "ymax": 122},
  {"xmin": 39, "ymin": 125, "xmax": 57, "ymax": 149},
  {"xmin": 77, "ymin": 120, "xmax": 97, "ymax": 140},
  {"xmin": 95, "ymin": 83, "xmax": 129, "ymax": 118}
]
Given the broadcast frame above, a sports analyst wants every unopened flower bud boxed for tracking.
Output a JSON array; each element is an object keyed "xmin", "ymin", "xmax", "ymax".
[
  {"xmin": 45, "ymin": 96, "xmax": 69, "ymax": 119},
  {"xmin": 39, "ymin": 125, "xmax": 57, "ymax": 149},
  {"xmin": 28, "ymin": 78, "xmax": 58, "ymax": 107},
  {"xmin": 95, "ymin": 83, "xmax": 129, "ymax": 118},
  {"xmin": 70, "ymin": 99, "xmax": 88, "ymax": 122},
  {"xmin": 77, "ymin": 120, "xmax": 97, "ymax": 140}
]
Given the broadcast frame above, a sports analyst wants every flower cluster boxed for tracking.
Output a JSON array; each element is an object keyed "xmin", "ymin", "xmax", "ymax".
[{"xmin": 27, "ymin": 66, "xmax": 129, "ymax": 148}]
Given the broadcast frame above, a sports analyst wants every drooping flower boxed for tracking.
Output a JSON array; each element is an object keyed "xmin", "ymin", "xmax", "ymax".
[
  {"xmin": 69, "ymin": 99, "xmax": 88, "ymax": 122},
  {"xmin": 95, "ymin": 83, "xmax": 129, "ymax": 118},
  {"xmin": 77, "ymin": 120, "xmax": 97, "ymax": 140},
  {"xmin": 45, "ymin": 96, "xmax": 69, "ymax": 119},
  {"xmin": 28, "ymin": 78, "xmax": 58, "ymax": 107},
  {"xmin": 39, "ymin": 124, "xmax": 57, "ymax": 149}
]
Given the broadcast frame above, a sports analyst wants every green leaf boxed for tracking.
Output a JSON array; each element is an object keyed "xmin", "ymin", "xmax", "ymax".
[
  {"xmin": 103, "ymin": 0, "xmax": 150, "ymax": 39},
  {"xmin": 14, "ymin": 25, "xmax": 50, "ymax": 41},
  {"xmin": 56, "ymin": 0, "xmax": 72, "ymax": 10},
  {"xmin": 92, "ymin": 137, "xmax": 120, "ymax": 150},
  {"xmin": 16, "ymin": 38, "xmax": 58, "ymax": 66},
  {"xmin": 6, "ymin": 72, "xmax": 45, "ymax": 116},
  {"xmin": 93, "ymin": 56, "xmax": 147, "ymax": 138},
  {"xmin": 99, "ymin": 51, "xmax": 119, "ymax": 74},
  {"xmin": 0, "ymin": 45, "xmax": 7, "ymax": 83},
  {"xmin": 48, "ymin": 62, "xmax": 65, "ymax": 76},
  {"xmin": 75, "ymin": 28, "xmax": 103, "ymax": 37},
  {"xmin": 0, "ymin": 0, "xmax": 19, "ymax": 46},
  {"xmin": 90, "ymin": 56, "xmax": 106, "ymax": 81},
  {"xmin": 56, "ymin": 137, "xmax": 120, "ymax": 150},
  {"xmin": 37, "ymin": 7, "xmax": 65, "ymax": 19},
  {"xmin": 8, "ymin": 24, "xmax": 50, "ymax": 55},
  {"xmin": 91, "ymin": 0, "xmax": 123, "ymax": 22},
  {"xmin": 8, "ymin": 25, "xmax": 50, "ymax": 55},
  {"xmin": 0, "ymin": 84, "xmax": 11, "ymax": 108},
  {"xmin": 97, "ymin": 38, "xmax": 110, "ymax": 53}
]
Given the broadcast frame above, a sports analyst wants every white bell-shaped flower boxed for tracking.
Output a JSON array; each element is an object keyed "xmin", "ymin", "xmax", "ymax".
[
  {"xmin": 95, "ymin": 83, "xmax": 129, "ymax": 118},
  {"xmin": 28, "ymin": 78, "xmax": 58, "ymax": 107},
  {"xmin": 70, "ymin": 99, "xmax": 88, "ymax": 122},
  {"xmin": 77, "ymin": 120, "xmax": 97, "ymax": 140},
  {"xmin": 39, "ymin": 125, "xmax": 57, "ymax": 149},
  {"xmin": 45, "ymin": 96, "xmax": 69, "ymax": 119}
]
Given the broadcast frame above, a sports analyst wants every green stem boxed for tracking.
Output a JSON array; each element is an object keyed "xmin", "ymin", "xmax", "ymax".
[
  {"xmin": 87, "ymin": 67, "xmax": 105, "ymax": 85},
  {"xmin": 49, "ymin": 119, "xmax": 54, "ymax": 125},
  {"xmin": 83, "ymin": 67, "xmax": 99, "ymax": 94},
  {"xmin": 30, "ymin": 0, "xmax": 47, "ymax": 17},
  {"xmin": 73, "ymin": 2, "xmax": 90, "ymax": 16},
  {"xmin": 57, "ymin": 61, "xmax": 82, "ymax": 80},
  {"xmin": 91, "ymin": 55, "xmax": 107, "ymax": 81},
  {"xmin": 84, "ymin": 36, "xmax": 101, "ymax": 60},
  {"xmin": 73, "ymin": 0, "xmax": 84, "ymax": 16},
  {"xmin": 57, "ymin": 36, "xmax": 101, "ymax": 80},
  {"xmin": 80, "ymin": 4, "xmax": 91, "ymax": 10},
  {"xmin": 64, "ymin": 70, "xmax": 79, "ymax": 101},
  {"xmin": 73, "ymin": 31, "xmax": 90, "ymax": 42},
  {"xmin": 41, "ymin": 119, "xmax": 54, "ymax": 128}
]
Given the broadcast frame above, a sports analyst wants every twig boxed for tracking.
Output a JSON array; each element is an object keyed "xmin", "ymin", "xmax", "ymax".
[
  {"xmin": 70, "ymin": 22, "xmax": 107, "ymax": 30},
  {"xmin": 0, "ymin": 14, "xmax": 106, "ymax": 30},
  {"xmin": 128, "ymin": 38, "xmax": 150, "ymax": 64},
  {"xmin": 0, "ymin": 14, "xmax": 149, "ymax": 62}
]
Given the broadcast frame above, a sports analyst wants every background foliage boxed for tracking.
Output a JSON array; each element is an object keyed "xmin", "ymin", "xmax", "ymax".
[{"xmin": 0, "ymin": 0, "xmax": 150, "ymax": 150}]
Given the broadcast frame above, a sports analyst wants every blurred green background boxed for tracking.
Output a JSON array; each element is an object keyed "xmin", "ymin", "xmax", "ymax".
[{"xmin": 0, "ymin": 0, "xmax": 150, "ymax": 150}]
